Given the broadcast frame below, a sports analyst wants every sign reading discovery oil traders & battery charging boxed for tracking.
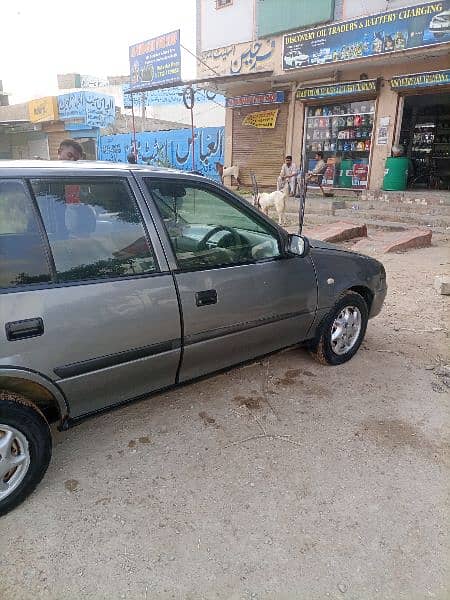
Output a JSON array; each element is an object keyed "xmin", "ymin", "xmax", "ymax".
[
  {"xmin": 283, "ymin": 1, "xmax": 450, "ymax": 71},
  {"xmin": 129, "ymin": 30, "xmax": 181, "ymax": 91}
]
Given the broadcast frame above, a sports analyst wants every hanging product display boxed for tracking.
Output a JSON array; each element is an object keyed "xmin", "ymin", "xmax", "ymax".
[{"xmin": 304, "ymin": 99, "xmax": 375, "ymax": 188}]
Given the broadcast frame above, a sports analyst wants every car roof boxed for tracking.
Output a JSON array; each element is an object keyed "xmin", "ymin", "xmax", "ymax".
[{"xmin": 0, "ymin": 160, "xmax": 210, "ymax": 181}]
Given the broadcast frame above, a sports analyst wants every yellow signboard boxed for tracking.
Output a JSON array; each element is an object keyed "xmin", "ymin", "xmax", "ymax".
[
  {"xmin": 28, "ymin": 97, "xmax": 58, "ymax": 123},
  {"xmin": 242, "ymin": 109, "xmax": 279, "ymax": 129}
]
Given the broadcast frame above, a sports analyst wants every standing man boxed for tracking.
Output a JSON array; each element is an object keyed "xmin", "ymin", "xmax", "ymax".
[
  {"xmin": 57, "ymin": 139, "xmax": 83, "ymax": 161},
  {"xmin": 278, "ymin": 155, "xmax": 298, "ymax": 196}
]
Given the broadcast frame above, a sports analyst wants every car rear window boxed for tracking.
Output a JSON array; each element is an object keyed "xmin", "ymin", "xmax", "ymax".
[
  {"xmin": 30, "ymin": 178, "xmax": 158, "ymax": 283},
  {"xmin": 0, "ymin": 179, "xmax": 52, "ymax": 289}
]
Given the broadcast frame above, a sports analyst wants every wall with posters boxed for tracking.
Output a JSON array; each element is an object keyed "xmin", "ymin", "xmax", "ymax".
[
  {"xmin": 98, "ymin": 127, "xmax": 224, "ymax": 180},
  {"xmin": 283, "ymin": 0, "xmax": 450, "ymax": 71}
]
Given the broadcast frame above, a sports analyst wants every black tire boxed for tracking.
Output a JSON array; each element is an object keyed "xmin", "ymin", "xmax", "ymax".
[
  {"xmin": 309, "ymin": 291, "xmax": 369, "ymax": 366},
  {"xmin": 0, "ymin": 391, "xmax": 52, "ymax": 516}
]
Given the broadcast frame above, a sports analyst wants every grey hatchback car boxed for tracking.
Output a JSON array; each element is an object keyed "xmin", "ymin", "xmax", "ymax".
[{"xmin": 0, "ymin": 161, "xmax": 386, "ymax": 515}]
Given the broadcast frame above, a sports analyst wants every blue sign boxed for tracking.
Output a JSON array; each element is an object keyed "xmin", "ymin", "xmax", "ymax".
[
  {"xmin": 58, "ymin": 91, "xmax": 85, "ymax": 120},
  {"xmin": 85, "ymin": 93, "xmax": 115, "ymax": 127},
  {"xmin": 98, "ymin": 127, "xmax": 224, "ymax": 180},
  {"xmin": 129, "ymin": 30, "xmax": 181, "ymax": 91},
  {"xmin": 122, "ymin": 85, "xmax": 225, "ymax": 108},
  {"xmin": 283, "ymin": 0, "xmax": 450, "ymax": 70},
  {"xmin": 58, "ymin": 91, "xmax": 115, "ymax": 127},
  {"xmin": 391, "ymin": 69, "xmax": 450, "ymax": 90}
]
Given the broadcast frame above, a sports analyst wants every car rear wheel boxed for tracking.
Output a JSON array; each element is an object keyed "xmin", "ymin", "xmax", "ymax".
[
  {"xmin": 309, "ymin": 291, "xmax": 369, "ymax": 365},
  {"xmin": 0, "ymin": 391, "xmax": 52, "ymax": 516}
]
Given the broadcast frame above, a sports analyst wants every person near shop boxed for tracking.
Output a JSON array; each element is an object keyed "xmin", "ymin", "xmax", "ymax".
[
  {"xmin": 127, "ymin": 152, "xmax": 137, "ymax": 164},
  {"xmin": 306, "ymin": 151, "xmax": 328, "ymax": 196},
  {"xmin": 277, "ymin": 155, "xmax": 298, "ymax": 195},
  {"xmin": 57, "ymin": 139, "xmax": 83, "ymax": 161}
]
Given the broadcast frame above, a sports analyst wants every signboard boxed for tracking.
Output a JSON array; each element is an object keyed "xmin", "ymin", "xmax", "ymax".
[
  {"xmin": 58, "ymin": 92, "xmax": 115, "ymax": 127},
  {"xmin": 58, "ymin": 91, "xmax": 85, "ymax": 120},
  {"xmin": 296, "ymin": 79, "xmax": 377, "ymax": 100},
  {"xmin": 129, "ymin": 30, "xmax": 181, "ymax": 91},
  {"xmin": 98, "ymin": 127, "xmax": 224, "ymax": 179},
  {"xmin": 283, "ymin": 0, "xmax": 450, "ymax": 71},
  {"xmin": 242, "ymin": 109, "xmax": 279, "ymax": 128},
  {"xmin": 226, "ymin": 91, "xmax": 285, "ymax": 108},
  {"xmin": 85, "ymin": 93, "xmax": 115, "ymax": 127},
  {"xmin": 390, "ymin": 69, "xmax": 450, "ymax": 90},
  {"xmin": 28, "ymin": 97, "xmax": 58, "ymax": 123},
  {"xmin": 122, "ymin": 85, "xmax": 225, "ymax": 108},
  {"xmin": 198, "ymin": 39, "xmax": 276, "ymax": 78}
]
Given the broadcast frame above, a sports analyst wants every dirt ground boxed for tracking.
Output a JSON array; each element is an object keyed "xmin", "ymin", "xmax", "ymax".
[{"xmin": 2, "ymin": 238, "xmax": 449, "ymax": 600}]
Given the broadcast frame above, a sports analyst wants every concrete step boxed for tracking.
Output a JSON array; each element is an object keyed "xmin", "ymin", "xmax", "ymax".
[
  {"xmin": 352, "ymin": 228, "xmax": 433, "ymax": 254},
  {"xmin": 304, "ymin": 221, "xmax": 367, "ymax": 243}
]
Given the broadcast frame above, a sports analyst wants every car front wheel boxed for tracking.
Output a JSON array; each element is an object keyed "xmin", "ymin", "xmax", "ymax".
[
  {"xmin": 0, "ymin": 391, "xmax": 52, "ymax": 516},
  {"xmin": 310, "ymin": 290, "xmax": 369, "ymax": 365}
]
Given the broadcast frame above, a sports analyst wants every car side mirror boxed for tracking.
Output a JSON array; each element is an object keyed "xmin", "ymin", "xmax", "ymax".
[{"xmin": 287, "ymin": 234, "xmax": 310, "ymax": 258}]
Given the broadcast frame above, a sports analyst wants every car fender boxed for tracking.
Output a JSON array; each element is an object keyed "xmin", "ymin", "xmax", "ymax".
[{"xmin": 0, "ymin": 366, "xmax": 70, "ymax": 428}]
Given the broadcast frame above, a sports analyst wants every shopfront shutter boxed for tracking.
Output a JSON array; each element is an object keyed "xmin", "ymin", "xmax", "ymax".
[{"xmin": 232, "ymin": 101, "xmax": 288, "ymax": 188}]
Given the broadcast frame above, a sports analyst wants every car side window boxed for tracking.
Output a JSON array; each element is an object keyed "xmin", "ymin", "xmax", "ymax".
[
  {"xmin": 145, "ymin": 180, "xmax": 281, "ymax": 271},
  {"xmin": 0, "ymin": 180, "xmax": 52, "ymax": 289},
  {"xmin": 30, "ymin": 178, "xmax": 157, "ymax": 283}
]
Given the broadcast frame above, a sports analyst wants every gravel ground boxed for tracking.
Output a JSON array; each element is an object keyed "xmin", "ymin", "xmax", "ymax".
[{"xmin": 1, "ymin": 241, "xmax": 449, "ymax": 600}]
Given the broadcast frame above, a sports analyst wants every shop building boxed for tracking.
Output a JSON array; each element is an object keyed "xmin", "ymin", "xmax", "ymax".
[
  {"xmin": 197, "ymin": 0, "xmax": 450, "ymax": 190},
  {"xmin": 0, "ymin": 92, "xmax": 115, "ymax": 160}
]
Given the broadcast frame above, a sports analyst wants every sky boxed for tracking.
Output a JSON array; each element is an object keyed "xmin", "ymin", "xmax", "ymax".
[{"xmin": 0, "ymin": 0, "xmax": 197, "ymax": 103}]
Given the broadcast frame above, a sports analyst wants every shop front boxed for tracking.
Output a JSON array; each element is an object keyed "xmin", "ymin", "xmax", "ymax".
[
  {"xmin": 392, "ymin": 69, "xmax": 450, "ymax": 190},
  {"xmin": 297, "ymin": 79, "xmax": 379, "ymax": 190}
]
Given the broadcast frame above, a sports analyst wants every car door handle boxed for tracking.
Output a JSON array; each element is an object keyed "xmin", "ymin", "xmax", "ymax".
[
  {"xmin": 5, "ymin": 317, "xmax": 44, "ymax": 341},
  {"xmin": 195, "ymin": 289, "xmax": 217, "ymax": 307}
]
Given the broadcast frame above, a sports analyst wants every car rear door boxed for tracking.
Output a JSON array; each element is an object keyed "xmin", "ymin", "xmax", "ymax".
[
  {"xmin": 139, "ymin": 176, "xmax": 317, "ymax": 382},
  {"xmin": 0, "ymin": 168, "xmax": 181, "ymax": 419}
]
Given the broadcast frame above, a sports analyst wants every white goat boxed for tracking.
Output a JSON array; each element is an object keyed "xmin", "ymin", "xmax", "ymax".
[
  {"xmin": 252, "ymin": 182, "xmax": 289, "ymax": 226},
  {"xmin": 215, "ymin": 162, "xmax": 241, "ymax": 189}
]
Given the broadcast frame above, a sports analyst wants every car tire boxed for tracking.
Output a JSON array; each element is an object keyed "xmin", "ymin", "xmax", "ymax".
[
  {"xmin": 0, "ymin": 391, "xmax": 52, "ymax": 517},
  {"xmin": 309, "ymin": 291, "xmax": 369, "ymax": 366}
]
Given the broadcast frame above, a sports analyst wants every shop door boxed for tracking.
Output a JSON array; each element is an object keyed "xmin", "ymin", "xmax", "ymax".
[{"xmin": 232, "ymin": 101, "xmax": 288, "ymax": 187}]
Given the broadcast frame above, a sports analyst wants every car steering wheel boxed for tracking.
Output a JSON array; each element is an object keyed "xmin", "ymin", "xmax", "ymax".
[{"xmin": 197, "ymin": 225, "xmax": 243, "ymax": 253}]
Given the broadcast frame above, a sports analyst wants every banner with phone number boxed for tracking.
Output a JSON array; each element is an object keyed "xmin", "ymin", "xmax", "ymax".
[{"xmin": 283, "ymin": 1, "xmax": 450, "ymax": 71}]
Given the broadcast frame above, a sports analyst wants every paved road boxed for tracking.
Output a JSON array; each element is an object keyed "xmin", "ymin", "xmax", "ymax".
[{"xmin": 2, "ymin": 244, "xmax": 448, "ymax": 600}]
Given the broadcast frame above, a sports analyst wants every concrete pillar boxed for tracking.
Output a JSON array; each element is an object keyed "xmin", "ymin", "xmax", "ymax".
[
  {"xmin": 224, "ymin": 106, "xmax": 233, "ymax": 185},
  {"xmin": 369, "ymin": 79, "xmax": 399, "ymax": 191},
  {"xmin": 291, "ymin": 100, "xmax": 305, "ymax": 169},
  {"xmin": 284, "ymin": 85, "xmax": 296, "ymax": 156}
]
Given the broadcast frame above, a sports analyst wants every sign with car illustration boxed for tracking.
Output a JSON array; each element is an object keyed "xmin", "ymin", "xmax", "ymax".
[
  {"xmin": 283, "ymin": 0, "xmax": 450, "ymax": 70},
  {"xmin": 129, "ymin": 30, "xmax": 181, "ymax": 91}
]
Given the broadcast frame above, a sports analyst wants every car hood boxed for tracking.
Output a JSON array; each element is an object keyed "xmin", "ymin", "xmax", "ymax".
[
  {"xmin": 308, "ymin": 238, "xmax": 341, "ymax": 251},
  {"xmin": 307, "ymin": 237, "xmax": 380, "ymax": 263}
]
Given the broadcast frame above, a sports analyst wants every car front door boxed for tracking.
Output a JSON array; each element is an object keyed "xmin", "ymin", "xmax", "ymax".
[
  {"xmin": 0, "ymin": 172, "xmax": 181, "ymax": 419},
  {"xmin": 141, "ymin": 177, "xmax": 317, "ymax": 382}
]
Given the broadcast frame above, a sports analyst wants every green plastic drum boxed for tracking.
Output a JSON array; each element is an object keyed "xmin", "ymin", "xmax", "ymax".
[
  {"xmin": 383, "ymin": 157, "xmax": 409, "ymax": 191},
  {"xmin": 338, "ymin": 159, "xmax": 353, "ymax": 188}
]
